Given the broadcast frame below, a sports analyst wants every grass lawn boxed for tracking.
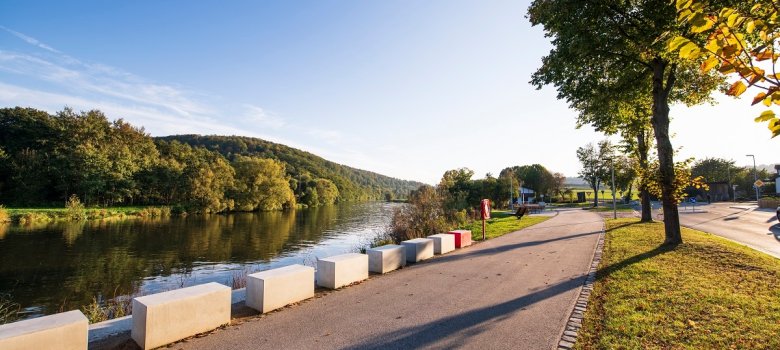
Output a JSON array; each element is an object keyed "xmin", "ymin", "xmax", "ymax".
[
  {"xmin": 462, "ymin": 210, "xmax": 550, "ymax": 241},
  {"xmin": 576, "ymin": 218, "xmax": 780, "ymax": 349}
]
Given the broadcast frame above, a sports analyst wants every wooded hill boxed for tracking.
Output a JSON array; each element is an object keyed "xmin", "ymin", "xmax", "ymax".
[
  {"xmin": 0, "ymin": 107, "xmax": 422, "ymax": 212},
  {"xmin": 158, "ymin": 134, "xmax": 424, "ymax": 203}
]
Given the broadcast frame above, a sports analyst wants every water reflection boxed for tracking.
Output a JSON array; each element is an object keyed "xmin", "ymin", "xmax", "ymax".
[{"xmin": 0, "ymin": 202, "xmax": 398, "ymax": 319}]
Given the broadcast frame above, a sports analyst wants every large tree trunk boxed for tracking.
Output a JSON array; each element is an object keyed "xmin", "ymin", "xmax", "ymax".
[
  {"xmin": 592, "ymin": 180, "xmax": 599, "ymax": 207},
  {"xmin": 650, "ymin": 58, "xmax": 681, "ymax": 245},
  {"xmin": 636, "ymin": 128, "xmax": 653, "ymax": 222}
]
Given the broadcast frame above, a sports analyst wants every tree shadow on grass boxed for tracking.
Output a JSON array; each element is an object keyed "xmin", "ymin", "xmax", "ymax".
[{"xmin": 345, "ymin": 238, "xmax": 676, "ymax": 349}]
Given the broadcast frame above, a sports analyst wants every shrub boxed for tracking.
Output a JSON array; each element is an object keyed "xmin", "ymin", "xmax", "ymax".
[
  {"xmin": 0, "ymin": 205, "xmax": 9, "ymax": 223},
  {"xmin": 0, "ymin": 294, "xmax": 20, "ymax": 325},
  {"xmin": 387, "ymin": 185, "xmax": 450, "ymax": 243},
  {"xmin": 81, "ymin": 295, "xmax": 134, "ymax": 324},
  {"xmin": 66, "ymin": 195, "xmax": 86, "ymax": 221},
  {"xmin": 18, "ymin": 212, "xmax": 49, "ymax": 225}
]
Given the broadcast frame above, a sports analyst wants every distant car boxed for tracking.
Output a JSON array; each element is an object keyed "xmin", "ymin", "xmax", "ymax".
[{"xmin": 777, "ymin": 206, "xmax": 780, "ymax": 222}]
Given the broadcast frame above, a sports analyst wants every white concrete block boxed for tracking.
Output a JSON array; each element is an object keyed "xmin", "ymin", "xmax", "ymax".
[
  {"xmin": 428, "ymin": 234, "xmax": 456, "ymax": 255},
  {"xmin": 246, "ymin": 264, "xmax": 314, "ymax": 313},
  {"xmin": 402, "ymin": 238, "xmax": 434, "ymax": 263},
  {"xmin": 131, "ymin": 282, "xmax": 231, "ymax": 350},
  {"xmin": 0, "ymin": 310, "xmax": 87, "ymax": 350},
  {"xmin": 367, "ymin": 244, "xmax": 406, "ymax": 273},
  {"xmin": 316, "ymin": 253, "xmax": 369, "ymax": 289}
]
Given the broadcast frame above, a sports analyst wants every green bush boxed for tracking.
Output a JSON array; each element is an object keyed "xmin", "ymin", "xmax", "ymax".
[{"xmin": 65, "ymin": 195, "xmax": 86, "ymax": 221}]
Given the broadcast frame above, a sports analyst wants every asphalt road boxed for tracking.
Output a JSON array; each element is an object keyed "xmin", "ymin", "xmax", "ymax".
[
  {"xmin": 176, "ymin": 209, "xmax": 603, "ymax": 350},
  {"xmin": 677, "ymin": 202, "xmax": 780, "ymax": 258}
]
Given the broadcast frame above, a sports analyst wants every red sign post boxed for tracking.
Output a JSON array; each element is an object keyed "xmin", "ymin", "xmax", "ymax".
[{"xmin": 480, "ymin": 199, "xmax": 490, "ymax": 240}]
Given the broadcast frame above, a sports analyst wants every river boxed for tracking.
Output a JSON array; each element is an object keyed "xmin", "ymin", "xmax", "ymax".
[{"xmin": 0, "ymin": 202, "xmax": 401, "ymax": 320}]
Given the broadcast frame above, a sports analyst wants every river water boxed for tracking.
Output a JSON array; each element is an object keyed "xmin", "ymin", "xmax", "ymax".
[{"xmin": 0, "ymin": 202, "xmax": 400, "ymax": 319}]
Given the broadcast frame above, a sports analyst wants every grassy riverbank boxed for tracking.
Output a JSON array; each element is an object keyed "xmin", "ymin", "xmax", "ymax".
[
  {"xmin": 463, "ymin": 210, "xmax": 550, "ymax": 241},
  {"xmin": 2, "ymin": 206, "xmax": 173, "ymax": 224},
  {"xmin": 576, "ymin": 218, "xmax": 780, "ymax": 349}
]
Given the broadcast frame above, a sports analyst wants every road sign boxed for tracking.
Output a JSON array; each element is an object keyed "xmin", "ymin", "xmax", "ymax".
[{"xmin": 754, "ymin": 179, "xmax": 765, "ymax": 188}]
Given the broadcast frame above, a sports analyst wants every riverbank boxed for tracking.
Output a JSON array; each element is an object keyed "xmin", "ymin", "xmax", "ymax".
[
  {"xmin": 2, "ymin": 206, "xmax": 174, "ymax": 224},
  {"xmin": 576, "ymin": 218, "xmax": 780, "ymax": 349}
]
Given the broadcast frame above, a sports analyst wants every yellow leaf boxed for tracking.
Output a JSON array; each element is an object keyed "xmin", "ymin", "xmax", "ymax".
[
  {"xmin": 700, "ymin": 55, "xmax": 719, "ymax": 72},
  {"xmin": 691, "ymin": 18, "xmax": 715, "ymax": 33},
  {"xmin": 668, "ymin": 36, "xmax": 691, "ymax": 51},
  {"xmin": 679, "ymin": 42, "xmax": 702, "ymax": 59},
  {"xmin": 727, "ymin": 13, "xmax": 740, "ymax": 27},
  {"xmin": 755, "ymin": 110, "xmax": 776, "ymax": 122},
  {"xmin": 676, "ymin": 0, "xmax": 693, "ymax": 11},
  {"xmin": 726, "ymin": 81, "xmax": 747, "ymax": 97},
  {"xmin": 746, "ymin": 20, "xmax": 756, "ymax": 33},
  {"xmin": 752, "ymin": 92, "xmax": 767, "ymax": 106},
  {"xmin": 764, "ymin": 96, "xmax": 772, "ymax": 106}
]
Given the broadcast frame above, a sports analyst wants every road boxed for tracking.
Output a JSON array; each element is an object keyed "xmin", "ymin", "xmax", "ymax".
[
  {"xmin": 677, "ymin": 202, "xmax": 780, "ymax": 258},
  {"xmin": 176, "ymin": 209, "xmax": 603, "ymax": 350}
]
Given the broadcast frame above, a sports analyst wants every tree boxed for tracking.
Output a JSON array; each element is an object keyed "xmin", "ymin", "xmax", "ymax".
[
  {"xmin": 551, "ymin": 172, "xmax": 566, "ymax": 201},
  {"xmin": 231, "ymin": 156, "xmax": 296, "ymax": 211},
  {"xmin": 501, "ymin": 164, "xmax": 554, "ymax": 201},
  {"xmin": 438, "ymin": 168, "xmax": 475, "ymax": 211},
  {"xmin": 673, "ymin": 0, "xmax": 780, "ymax": 137},
  {"xmin": 691, "ymin": 157, "xmax": 736, "ymax": 183},
  {"xmin": 529, "ymin": 0, "xmax": 727, "ymax": 244},
  {"xmin": 576, "ymin": 141, "xmax": 612, "ymax": 207},
  {"xmin": 314, "ymin": 179, "xmax": 339, "ymax": 205}
]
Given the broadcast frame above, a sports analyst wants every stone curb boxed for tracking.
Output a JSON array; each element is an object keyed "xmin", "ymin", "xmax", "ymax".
[{"xmin": 555, "ymin": 222, "xmax": 605, "ymax": 350}]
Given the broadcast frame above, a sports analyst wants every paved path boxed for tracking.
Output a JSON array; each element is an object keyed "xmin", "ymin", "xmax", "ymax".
[
  {"xmin": 678, "ymin": 202, "xmax": 780, "ymax": 258},
  {"xmin": 178, "ymin": 209, "xmax": 603, "ymax": 350}
]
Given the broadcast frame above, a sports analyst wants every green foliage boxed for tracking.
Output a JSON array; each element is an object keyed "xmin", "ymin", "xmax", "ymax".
[
  {"xmin": 0, "ymin": 107, "xmax": 421, "ymax": 212},
  {"xmin": 691, "ymin": 157, "xmax": 736, "ymax": 183},
  {"xmin": 231, "ymin": 156, "xmax": 295, "ymax": 211},
  {"xmin": 65, "ymin": 194, "xmax": 86, "ymax": 221},
  {"xmin": 387, "ymin": 185, "xmax": 450, "ymax": 243},
  {"xmin": 576, "ymin": 141, "xmax": 613, "ymax": 207}
]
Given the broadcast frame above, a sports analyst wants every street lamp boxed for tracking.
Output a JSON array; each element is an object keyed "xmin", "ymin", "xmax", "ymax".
[{"xmin": 746, "ymin": 154, "xmax": 759, "ymax": 202}]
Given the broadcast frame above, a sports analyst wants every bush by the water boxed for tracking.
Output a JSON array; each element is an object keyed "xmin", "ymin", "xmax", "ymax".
[
  {"xmin": 0, "ymin": 205, "xmax": 9, "ymax": 223},
  {"xmin": 386, "ymin": 185, "xmax": 465, "ymax": 243}
]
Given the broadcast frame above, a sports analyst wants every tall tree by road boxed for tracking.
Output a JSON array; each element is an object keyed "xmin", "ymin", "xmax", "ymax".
[{"xmin": 529, "ymin": 0, "xmax": 727, "ymax": 244}]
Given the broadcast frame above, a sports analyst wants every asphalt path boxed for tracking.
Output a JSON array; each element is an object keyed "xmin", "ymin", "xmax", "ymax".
[
  {"xmin": 177, "ymin": 209, "xmax": 603, "ymax": 350},
  {"xmin": 677, "ymin": 202, "xmax": 780, "ymax": 258}
]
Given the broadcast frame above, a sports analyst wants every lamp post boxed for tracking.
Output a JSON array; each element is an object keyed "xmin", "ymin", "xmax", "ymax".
[{"xmin": 746, "ymin": 154, "xmax": 759, "ymax": 202}]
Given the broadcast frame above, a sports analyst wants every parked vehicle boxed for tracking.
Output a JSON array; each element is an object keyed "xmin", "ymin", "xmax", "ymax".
[{"xmin": 777, "ymin": 206, "xmax": 780, "ymax": 222}]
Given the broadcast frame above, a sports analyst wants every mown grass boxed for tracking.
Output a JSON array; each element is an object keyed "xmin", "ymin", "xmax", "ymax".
[
  {"xmin": 463, "ymin": 210, "xmax": 550, "ymax": 241},
  {"xmin": 576, "ymin": 218, "xmax": 780, "ymax": 349}
]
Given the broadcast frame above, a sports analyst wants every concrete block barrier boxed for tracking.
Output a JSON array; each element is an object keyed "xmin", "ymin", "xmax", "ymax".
[
  {"xmin": 0, "ymin": 310, "xmax": 87, "ymax": 350},
  {"xmin": 428, "ymin": 234, "xmax": 456, "ymax": 255},
  {"xmin": 131, "ymin": 282, "xmax": 231, "ymax": 350},
  {"xmin": 367, "ymin": 244, "xmax": 406, "ymax": 273},
  {"xmin": 402, "ymin": 238, "xmax": 434, "ymax": 263},
  {"xmin": 447, "ymin": 229, "xmax": 472, "ymax": 248},
  {"xmin": 316, "ymin": 253, "xmax": 369, "ymax": 289},
  {"xmin": 247, "ymin": 264, "xmax": 315, "ymax": 313}
]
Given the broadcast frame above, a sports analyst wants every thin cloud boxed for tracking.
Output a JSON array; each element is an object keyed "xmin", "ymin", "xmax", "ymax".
[
  {"xmin": 0, "ymin": 26, "xmax": 61, "ymax": 53},
  {"xmin": 242, "ymin": 104, "xmax": 286, "ymax": 129}
]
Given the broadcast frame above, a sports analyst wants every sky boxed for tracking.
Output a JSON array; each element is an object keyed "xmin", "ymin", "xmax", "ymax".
[{"xmin": 0, "ymin": 0, "xmax": 777, "ymax": 184}]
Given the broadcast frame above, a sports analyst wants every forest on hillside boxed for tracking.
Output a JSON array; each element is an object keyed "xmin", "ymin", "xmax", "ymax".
[{"xmin": 0, "ymin": 107, "xmax": 422, "ymax": 212}]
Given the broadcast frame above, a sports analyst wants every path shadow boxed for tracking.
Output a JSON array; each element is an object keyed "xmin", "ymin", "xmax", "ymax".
[{"xmin": 345, "ymin": 240, "xmax": 674, "ymax": 349}]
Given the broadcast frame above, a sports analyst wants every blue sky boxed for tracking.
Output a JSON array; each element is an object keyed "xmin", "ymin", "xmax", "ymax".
[{"xmin": 0, "ymin": 1, "xmax": 776, "ymax": 184}]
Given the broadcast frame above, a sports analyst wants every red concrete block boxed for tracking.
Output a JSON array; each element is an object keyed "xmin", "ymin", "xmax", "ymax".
[{"xmin": 446, "ymin": 230, "xmax": 472, "ymax": 248}]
